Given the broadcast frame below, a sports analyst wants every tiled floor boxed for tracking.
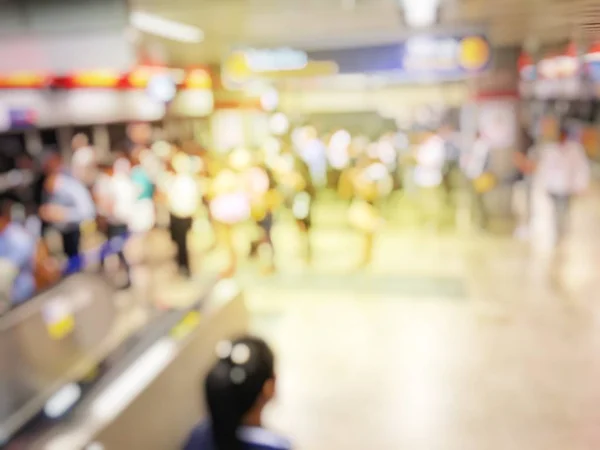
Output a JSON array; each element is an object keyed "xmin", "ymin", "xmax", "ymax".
[{"xmin": 233, "ymin": 188, "xmax": 600, "ymax": 450}]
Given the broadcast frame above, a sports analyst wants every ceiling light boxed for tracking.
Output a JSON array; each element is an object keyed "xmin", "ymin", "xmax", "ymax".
[
  {"xmin": 401, "ymin": 0, "xmax": 439, "ymax": 28},
  {"xmin": 130, "ymin": 12, "xmax": 204, "ymax": 43}
]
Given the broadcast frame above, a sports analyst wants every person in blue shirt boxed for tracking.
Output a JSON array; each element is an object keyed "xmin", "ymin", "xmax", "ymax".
[
  {"xmin": 184, "ymin": 336, "xmax": 291, "ymax": 450},
  {"xmin": 0, "ymin": 195, "xmax": 36, "ymax": 309},
  {"xmin": 40, "ymin": 173, "xmax": 96, "ymax": 268}
]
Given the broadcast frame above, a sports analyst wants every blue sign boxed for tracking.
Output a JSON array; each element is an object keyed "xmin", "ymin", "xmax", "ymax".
[
  {"xmin": 0, "ymin": 108, "xmax": 37, "ymax": 131},
  {"xmin": 308, "ymin": 35, "xmax": 491, "ymax": 80}
]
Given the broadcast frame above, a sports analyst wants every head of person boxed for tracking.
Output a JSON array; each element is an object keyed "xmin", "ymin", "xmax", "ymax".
[
  {"xmin": 559, "ymin": 125, "xmax": 570, "ymax": 144},
  {"xmin": 113, "ymin": 153, "xmax": 131, "ymax": 175},
  {"xmin": 206, "ymin": 336, "xmax": 276, "ymax": 450},
  {"xmin": 172, "ymin": 151, "xmax": 191, "ymax": 175},
  {"xmin": 438, "ymin": 123, "xmax": 452, "ymax": 138},
  {"xmin": 71, "ymin": 133, "xmax": 90, "ymax": 151},
  {"xmin": 41, "ymin": 151, "xmax": 63, "ymax": 175}
]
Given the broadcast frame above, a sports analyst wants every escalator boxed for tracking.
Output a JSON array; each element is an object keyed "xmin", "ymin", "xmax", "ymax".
[{"xmin": 0, "ymin": 273, "xmax": 248, "ymax": 450}]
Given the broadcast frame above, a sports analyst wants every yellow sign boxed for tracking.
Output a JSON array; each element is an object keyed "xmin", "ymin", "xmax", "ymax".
[
  {"xmin": 459, "ymin": 36, "xmax": 491, "ymax": 71},
  {"xmin": 43, "ymin": 298, "xmax": 75, "ymax": 340},
  {"xmin": 223, "ymin": 52, "xmax": 254, "ymax": 86},
  {"xmin": 46, "ymin": 313, "xmax": 75, "ymax": 340},
  {"xmin": 170, "ymin": 311, "xmax": 202, "ymax": 340}
]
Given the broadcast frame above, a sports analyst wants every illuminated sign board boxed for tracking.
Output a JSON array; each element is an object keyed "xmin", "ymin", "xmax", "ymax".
[
  {"xmin": 244, "ymin": 48, "xmax": 308, "ymax": 72},
  {"xmin": 308, "ymin": 34, "xmax": 491, "ymax": 80},
  {"xmin": 222, "ymin": 48, "xmax": 311, "ymax": 88}
]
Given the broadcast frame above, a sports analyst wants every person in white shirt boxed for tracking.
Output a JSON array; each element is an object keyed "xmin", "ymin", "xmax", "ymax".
[
  {"xmin": 414, "ymin": 132, "xmax": 447, "ymax": 227},
  {"xmin": 71, "ymin": 133, "xmax": 97, "ymax": 189},
  {"xmin": 165, "ymin": 151, "xmax": 200, "ymax": 277},
  {"xmin": 537, "ymin": 127, "xmax": 590, "ymax": 244},
  {"xmin": 95, "ymin": 156, "xmax": 137, "ymax": 287}
]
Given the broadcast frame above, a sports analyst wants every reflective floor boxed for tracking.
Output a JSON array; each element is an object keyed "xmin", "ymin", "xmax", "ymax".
[
  {"xmin": 234, "ymin": 188, "xmax": 600, "ymax": 450},
  {"xmin": 68, "ymin": 184, "xmax": 600, "ymax": 450}
]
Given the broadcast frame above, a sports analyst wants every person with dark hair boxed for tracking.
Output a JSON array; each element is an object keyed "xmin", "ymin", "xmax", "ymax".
[
  {"xmin": 248, "ymin": 165, "xmax": 280, "ymax": 274},
  {"xmin": 40, "ymin": 171, "xmax": 96, "ymax": 264},
  {"xmin": 165, "ymin": 150, "xmax": 200, "ymax": 277},
  {"xmin": 183, "ymin": 336, "xmax": 291, "ymax": 450},
  {"xmin": 513, "ymin": 127, "xmax": 538, "ymax": 239}
]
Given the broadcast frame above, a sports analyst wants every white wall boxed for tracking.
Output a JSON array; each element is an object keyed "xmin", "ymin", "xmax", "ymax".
[
  {"xmin": 0, "ymin": 90, "xmax": 166, "ymax": 128},
  {"xmin": 0, "ymin": 0, "xmax": 134, "ymax": 73}
]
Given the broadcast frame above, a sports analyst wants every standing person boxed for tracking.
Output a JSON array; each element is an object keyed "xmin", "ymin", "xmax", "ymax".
[
  {"xmin": 247, "ymin": 165, "xmax": 279, "ymax": 274},
  {"xmin": 461, "ymin": 133, "xmax": 494, "ymax": 230},
  {"xmin": 537, "ymin": 126, "xmax": 590, "ymax": 245},
  {"xmin": 298, "ymin": 127, "xmax": 328, "ymax": 189},
  {"xmin": 285, "ymin": 154, "xmax": 316, "ymax": 263},
  {"xmin": 414, "ymin": 131, "xmax": 447, "ymax": 228},
  {"xmin": 209, "ymin": 169, "xmax": 251, "ymax": 278},
  {"xmin": 39, "ymin": 172, "xmax": 96, "ymax": 269},
  {"xmin": 513, "ymin": 128, "xmax": 537, "ymax": 239},
  {"xmin": 0, "ymin": 195, "xmax": 37, "ymax": 310},
  {"xmin": 95, "ymin": 156, "xmax": 137, "ymax": 288},
  {"xmin": 37, "ymin": 150, "xmax": 67, "ymax": 237},
  {"xmin": 348, "ymin": 157, "xmax": 389, "ymax": 268},
  {"xmin": 439, "ymin": 124, "xmax": 462, "ymax": 208},
  {"xmin": 165, "ymin": 151, "xmax": 200, "ymax": 277},
  {"xmin": 71, "ymin": 133, "xmax": 97, "ymax": 189},
  {"xmin": 183, "ymin": 336, "xmax": 291, "ymax": 450},
  {"xmin": 129, "ymin": 148, "xmax": 157, "ymax": 234}
]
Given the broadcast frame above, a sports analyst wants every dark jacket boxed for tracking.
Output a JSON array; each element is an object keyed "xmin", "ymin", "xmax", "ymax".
[{"xmin": 183, "ymin": 421, "xmax": 291, "ymax": 450}]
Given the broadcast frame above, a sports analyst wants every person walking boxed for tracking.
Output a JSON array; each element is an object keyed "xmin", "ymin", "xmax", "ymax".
[
  {"xmin": 537, "ymin": 126, "xmax": 590, "ymax": 245},
  {"xmin": 95, "ymin": 155, "xmax": 137, "ymax": 288},
  {"xmin": 0, "ymin": 195, "xmax": 36, "ymax": 309},
  {"xmin": 40, "ymin": 172, "xmax": 96, "ymax": 270},
  {"xmin": 414, "ymin": 131, "xmax": 447, "ymax": 228},
  {"xmin": 461, "ymin": 133, "xmax": 494, "ymax": 230},
  {"xmin": 165, "ymin": 151, "xmax": 200, "ymax": 277},
  {"xmin": 513, "ymin": 128, "xmax": 538, "ymax": 239}
]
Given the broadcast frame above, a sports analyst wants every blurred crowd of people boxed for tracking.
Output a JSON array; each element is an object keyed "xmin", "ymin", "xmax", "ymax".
[{"xmin": 0, "ymin": 115, "xmax": 592, "ymax": 313}]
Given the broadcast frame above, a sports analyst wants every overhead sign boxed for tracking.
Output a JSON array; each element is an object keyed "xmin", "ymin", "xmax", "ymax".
[
  {"xmin": 222, "ymin": 48, "xmax": 333, "ymax": 89},
  {"xmin": 308, "ymin": 34, "xmax": 491, "ymax": 80},
  {"xmin": 0, "ymin": 105, "xmax": 37, "ymax": 131},
  {"xmin": 245, "ymin": 48, "xmax": 308, "ymax": 72}
]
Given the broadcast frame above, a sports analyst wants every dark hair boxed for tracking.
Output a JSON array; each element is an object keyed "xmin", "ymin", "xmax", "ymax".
[
  {"xmin": 559, "ymin": 124, "xmax": 570, "ymax": 142},
  {"xmin": 0, "ymin": 193, "xmax": 10, "ymax": 217},
  {"xmin": 205, "ymin": 336, "xmax": 275, "ymax": 450}
]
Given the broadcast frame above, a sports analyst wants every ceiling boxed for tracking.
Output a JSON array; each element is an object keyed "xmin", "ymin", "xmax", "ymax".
[{"xmin": 130, "ymin": 0, "xmax": 600, "ymax": 66}]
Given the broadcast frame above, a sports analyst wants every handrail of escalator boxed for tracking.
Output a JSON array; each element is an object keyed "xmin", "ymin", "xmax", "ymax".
[{"xmin": 0, "ymin": 263, "xmax": 221, "ymax": 448}]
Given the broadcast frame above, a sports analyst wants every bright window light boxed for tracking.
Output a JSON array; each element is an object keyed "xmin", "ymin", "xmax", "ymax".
[
  {"xmin": 402, "ymin": 0, "xmax": 439, "ymax": 28},
  {"xmin": 130, "ymin": 12, "xmax": 204, "ymax": 43}
]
